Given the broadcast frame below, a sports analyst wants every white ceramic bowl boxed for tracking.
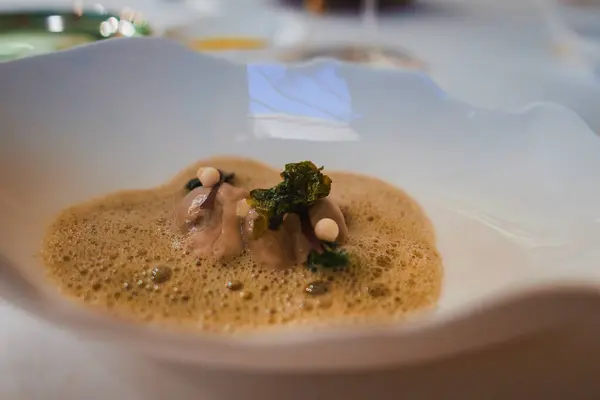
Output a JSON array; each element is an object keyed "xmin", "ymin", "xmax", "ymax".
[{"xmin": 1, "ymin": 37, "xmax": 600, "ymax": 371}]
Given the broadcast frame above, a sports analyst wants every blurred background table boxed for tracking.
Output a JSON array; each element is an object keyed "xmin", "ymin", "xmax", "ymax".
[
  {"xmin": 2, "ymin": 0, "xmax": 600, "ymax": 398},
  {"xmin": 1, "ymin": 0, "xmax": 599, "ymax": 127}
]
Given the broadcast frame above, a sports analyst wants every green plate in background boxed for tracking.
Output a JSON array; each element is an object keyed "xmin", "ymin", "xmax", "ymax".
[{"xmin": 0, "ymin": 10, "xmax": 152, "ymax": 61}]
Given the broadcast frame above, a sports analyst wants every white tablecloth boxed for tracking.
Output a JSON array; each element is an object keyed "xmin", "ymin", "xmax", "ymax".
[{"xmin": 2, "ymin": 1, "xmax": 600, "ymax": 398}]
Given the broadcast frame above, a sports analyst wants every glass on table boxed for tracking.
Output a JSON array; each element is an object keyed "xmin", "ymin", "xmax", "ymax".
[
  {"xmin": 278, "ymin": 0, "xmax": 426, "ymax": 71},
  {"xmin": 0, "ymin": 3, "xmax": 151, "ymax": 62}
]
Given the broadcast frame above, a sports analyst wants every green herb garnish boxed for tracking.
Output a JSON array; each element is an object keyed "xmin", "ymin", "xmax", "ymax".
[
  {"xmin": 185, "ymin": 177, "xmax": 203, "ymax": 192},
  {"xmin": 246, "ymin": 161, "xmax": 349, "ymax": 268},
  {"xmin": 246, "ymin": 161, "xmax": 332, "ymax": 237},
  {"xmin": 306, "ymin": 242, "xmax": 349, "ymax": 270}
]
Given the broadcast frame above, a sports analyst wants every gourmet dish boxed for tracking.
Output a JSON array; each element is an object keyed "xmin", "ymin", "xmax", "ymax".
[{"xmin": 41, "ymin": 157, "xmax": 442, "ymax": 333}]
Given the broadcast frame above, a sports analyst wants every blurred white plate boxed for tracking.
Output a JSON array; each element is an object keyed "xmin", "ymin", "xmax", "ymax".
[{"xmin": 1, "ymin": 38, "xmax": 600, "ymax": 371}]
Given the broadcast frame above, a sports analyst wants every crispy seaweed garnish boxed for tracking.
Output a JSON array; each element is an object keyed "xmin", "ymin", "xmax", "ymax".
[
  {"xmin": 246, "ymin": 161, "xmax": 348, "ymax": 268},
  {"xmin": 246, "ymin": 161, "xmax": 331, "ymax": 238},
  {"xmin": 306, "ymin": 242, "xmax": 349, "ymax": 270},
  {"xmin": 185, "ymin": 177, "xmax": 203, "ymax": 192}
]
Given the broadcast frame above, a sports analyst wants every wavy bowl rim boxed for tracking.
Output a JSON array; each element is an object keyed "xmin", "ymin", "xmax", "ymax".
[{"xmin": 1, "ymin": 37, "xmax": 599, "ymax": 370}]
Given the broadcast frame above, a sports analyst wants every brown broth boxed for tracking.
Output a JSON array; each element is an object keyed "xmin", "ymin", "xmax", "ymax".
[{"xmin": 41, "ymin": 156, "xmax": 443, "ymax": 333}]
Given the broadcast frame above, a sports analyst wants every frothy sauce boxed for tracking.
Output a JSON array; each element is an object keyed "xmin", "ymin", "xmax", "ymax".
[{"xmin": 41, "ymin": 157, "xmax": 443, "ymax": 333}]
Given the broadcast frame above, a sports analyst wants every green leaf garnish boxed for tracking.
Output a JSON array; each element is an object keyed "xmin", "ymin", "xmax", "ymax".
[
  {"xmin": 246, "ymin": 161, "xmax": 332, "ymax": 238},
  {"xmin": 306, "ymin": 242, "xmax": 349, "ymax": 270}
]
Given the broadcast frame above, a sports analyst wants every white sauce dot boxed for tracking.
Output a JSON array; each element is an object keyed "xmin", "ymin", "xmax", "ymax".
[
  {"xmin": 315, "ymin": 218, "xmax": 339, "ymax": 242},
  {"xmin": 198, "ymin": 167, "xmax": 220, "ymax": 187}
]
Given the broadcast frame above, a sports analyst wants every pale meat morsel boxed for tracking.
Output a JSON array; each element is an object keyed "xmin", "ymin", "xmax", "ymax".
[
  {"xmin": 176, "ymin": 187, "xmax": 210, "ymax": 231},
  {"xmin": 285, "ymin": 213, "xmax": 312, "ymax": 265},
  {"xmin": 176, "ymin": 183, "xmax": 249, "ymax": 259},
  {"xmin": 212, "ymin": 184, "xmax": 248, "ymax": 259},
  {"xmin": 241, "ymin": 210, "xmax": 299, "ymax": 269},
  {"xmin": 241, "ymin": 199, "xmax": 347, "ymax": 269}
]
